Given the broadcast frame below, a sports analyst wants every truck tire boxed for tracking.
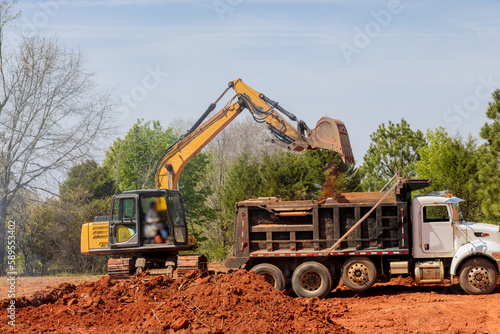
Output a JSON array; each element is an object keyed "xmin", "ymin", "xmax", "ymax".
[
  {"xmin": 459, "ymin": 258, "xmax": 498, "ymax": 295},
  {"xmin": 291, "ymin": 262, "xmax": 332, "ymax": 298},
  {"xmin": 341, "ymin": 257, "xmax": 377, "ymax": 292},
  {"xmin": 252, "ymin": 263, "xmax": 286, "ymax": 291}
]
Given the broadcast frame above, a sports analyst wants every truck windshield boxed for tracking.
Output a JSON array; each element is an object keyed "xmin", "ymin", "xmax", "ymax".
[{"xmin": 458, "ymin": 205, "xmax": 465, "ymax": 222}]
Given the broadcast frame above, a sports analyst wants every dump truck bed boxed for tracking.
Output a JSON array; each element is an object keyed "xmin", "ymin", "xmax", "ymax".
[{"xmin": 224, "ymin": 180, "xmax": 433, "ymax": 269}]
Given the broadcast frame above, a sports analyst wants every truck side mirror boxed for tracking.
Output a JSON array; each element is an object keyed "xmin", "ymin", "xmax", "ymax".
[{"xmin": 452, "ymin": 205, "xmax": 460, "ymax": 224}]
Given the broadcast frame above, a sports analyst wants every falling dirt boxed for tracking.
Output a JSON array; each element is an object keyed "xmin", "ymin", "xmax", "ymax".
[{"xmin": 1, "ymin": 271, "xmax": 500, "ymax": 333}]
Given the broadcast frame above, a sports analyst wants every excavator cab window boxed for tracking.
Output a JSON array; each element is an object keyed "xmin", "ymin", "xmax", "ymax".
[
  {"xmin": 109, "ymin": 195, "xmax": 140, "ymax": 247},
  {"xmin": 166, "ymin": 192, "xmax": 187, "ymax": 244}
]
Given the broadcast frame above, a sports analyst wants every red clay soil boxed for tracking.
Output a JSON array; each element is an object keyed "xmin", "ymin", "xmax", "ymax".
[
  {"xmin": 0, "ymin": 270, "xmax": 350, "ymax": 334},
  {"xmin": 0, "ymin": 276, "xmax": 100, "ymax": 299},
  {"xmin": 3, "ymin": 271, "xmax": 500, "ymax": 333}
]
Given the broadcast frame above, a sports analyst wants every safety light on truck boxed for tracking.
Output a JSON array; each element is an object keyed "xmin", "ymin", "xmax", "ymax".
[{"xmin": 493, "ymin": 253, "xmax": 500, "ymax": 259}]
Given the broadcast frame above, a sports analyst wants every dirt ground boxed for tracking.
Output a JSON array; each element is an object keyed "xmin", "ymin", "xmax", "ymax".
[
  {"xmin": 1, "ymin": 269, "xmax": 499, "ymax": 334},
  {"xmin": 0, "ymin": 276, "xmax": 101, "ymax": 299}
]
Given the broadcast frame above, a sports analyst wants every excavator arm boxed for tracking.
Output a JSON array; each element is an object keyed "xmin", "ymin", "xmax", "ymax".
[{"xmin": 155, "ymin": 79, "xmax": 354, "ymax": 190}]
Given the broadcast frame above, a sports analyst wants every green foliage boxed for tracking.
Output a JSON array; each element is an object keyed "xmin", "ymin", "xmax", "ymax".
[
  {"xmin": 14, "ymin": 189, "xmax": 110, "ymax": 275},
  {"xmin": 415, "ymin": 128, "xmax": 482, "ymax": 221},
  {"xmin": 222, "ymin": 149, "xmax": 337, "ymax": 208},
  {"xmin": 105, "ymin": 119, "xmax": 177, "ymax": 191},
  {"xmin": 60, "ymin": 160, "xmax": 116, "ymax": 201},
  {"xmin": 360, "ymin": 119, "xmax": 425, "ymax": 191},
  {"xmin": 222, "ymin": 151, "xmax": 260, "ymax": 209},
  {"xmin": 478, "ymin": 90, "xmax": 500, "ymax": 223},
  {"xmin": 179, "ymin": 153, "xmax": 213, "ymax": 224}
]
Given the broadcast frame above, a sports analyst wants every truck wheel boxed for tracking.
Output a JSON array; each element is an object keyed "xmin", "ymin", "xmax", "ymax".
[
  {"xmin": 291, "ymin": 262, "xmax": 332, "ymax": 298},
  {"xmin": 459, "ymin": 258, "xmax": 498, "ymax": 295},
  {"xmin": 341, "ymin": 257, "xmax": 377, "ymax": 292},
  {"xmin": 252, "ymin": 263, "xmax": 286, "ymax": 290}
]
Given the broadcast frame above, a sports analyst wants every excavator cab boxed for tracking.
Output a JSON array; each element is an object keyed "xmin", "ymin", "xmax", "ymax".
[
  {"xmin": 81, "ymin": 189, "xmax": 203, "ymax": 278},
  {"xmin": 108, "ymin": 190, "xmax": 189, "ymax": 247},
  {"xmin": 82, "ymin": 189, "xmax": 196, "ymax": 255}
]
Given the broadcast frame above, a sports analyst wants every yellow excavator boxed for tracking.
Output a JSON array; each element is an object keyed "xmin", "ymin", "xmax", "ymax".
[{"xmin": 80, "ymin": 79, "xmax": 354, "ymax": 278}]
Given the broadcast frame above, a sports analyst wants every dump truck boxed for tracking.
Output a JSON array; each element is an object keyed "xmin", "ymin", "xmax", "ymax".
[
  {"xmin": 224, "ymin": 178, "xmax": 500, "ymax": 297},
  {"xmin": 81, "ymin": 79, "xmax": 354, "ymax": 278}
]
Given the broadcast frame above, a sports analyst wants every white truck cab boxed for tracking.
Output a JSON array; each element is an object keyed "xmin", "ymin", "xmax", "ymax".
[{"xmin": 411, "ymin": 192, "xmax": 500, "ymax": 294}]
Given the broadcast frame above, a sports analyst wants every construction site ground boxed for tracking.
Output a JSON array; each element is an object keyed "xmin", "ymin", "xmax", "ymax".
[{"xmin": 1, "ymin": 264, "xmax": 499, "ymax": 334}]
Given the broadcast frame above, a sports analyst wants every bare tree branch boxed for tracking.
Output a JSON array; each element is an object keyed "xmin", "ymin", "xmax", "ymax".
[{"xmin": 0, "ymin": 28, "xmax": 113, "ymax": 273}]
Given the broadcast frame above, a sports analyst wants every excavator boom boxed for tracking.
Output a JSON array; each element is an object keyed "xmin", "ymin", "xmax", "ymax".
[{"xmin": 155, "ymin": 79, "xmax": 354, "ymax": 190}]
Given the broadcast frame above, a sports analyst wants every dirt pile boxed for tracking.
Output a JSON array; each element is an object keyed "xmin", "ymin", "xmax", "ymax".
[{"xmin": 1, "ymin": 270, "xmax": 351, "ymax": 333}]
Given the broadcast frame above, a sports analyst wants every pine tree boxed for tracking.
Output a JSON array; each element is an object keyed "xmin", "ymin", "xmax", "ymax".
[{"xmin": 478, "ymin": 90, "xmax": 500, "ymax": 223}]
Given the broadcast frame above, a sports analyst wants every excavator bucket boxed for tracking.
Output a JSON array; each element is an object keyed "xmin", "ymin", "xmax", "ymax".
[{"xmin": 307, "ymin": 117, "xmax": 355, "ymax": 165}]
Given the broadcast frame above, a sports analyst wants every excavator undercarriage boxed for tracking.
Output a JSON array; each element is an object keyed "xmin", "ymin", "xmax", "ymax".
[{"xmin": 107, "ymin": 254, "xmax": 208, "ymax": 279}]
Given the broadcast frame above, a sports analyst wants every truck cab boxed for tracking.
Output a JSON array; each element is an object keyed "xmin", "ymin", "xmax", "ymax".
[{"xmin": 411, "ymin": 192, "xmax": 500, "ymax": 294}]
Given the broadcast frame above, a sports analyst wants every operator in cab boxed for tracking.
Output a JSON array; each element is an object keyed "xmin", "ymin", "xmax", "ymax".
[{"xmin": 144, "ymin": 202, "xmax": 169, "ymax": 243}]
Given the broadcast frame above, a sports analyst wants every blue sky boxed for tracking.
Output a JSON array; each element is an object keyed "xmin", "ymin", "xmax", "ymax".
[{"xmin": 10, "ymin": 0, "xmax": 500, "ymax": 164}]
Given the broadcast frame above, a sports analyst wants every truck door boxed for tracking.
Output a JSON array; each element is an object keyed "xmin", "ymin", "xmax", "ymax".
[
  {"xmin": 420, "ymin": 205, "xmax": 454, "ymax": 253},
  {"xmin": 109, "ymin": 195, "xmax": 140, "ymax": 248},
  {"xmin": 166, "ymin": 191, "xmax": 188, "ymax": 244}
]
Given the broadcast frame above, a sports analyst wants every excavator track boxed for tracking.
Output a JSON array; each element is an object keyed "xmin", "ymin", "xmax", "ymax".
[
  {"xmin": 177, "ymin": 255, "xmax": 208, "ymax": 277},
  {"xmin": 107, "ymin": 255, "xmax": 207, "ymax": 279},
  {"xmin": 108, "ymin": 258, "xmax": 135, "ymax": 279}
]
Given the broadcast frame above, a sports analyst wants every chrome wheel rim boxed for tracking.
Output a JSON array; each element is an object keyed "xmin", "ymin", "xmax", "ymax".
[
  {"xmin": 348, "ymin": 263, "xmax": 369, "ymax": 285},
  {"xmin": 468, "ymin": 266, "xmax": 489, "ymax": 288}
]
